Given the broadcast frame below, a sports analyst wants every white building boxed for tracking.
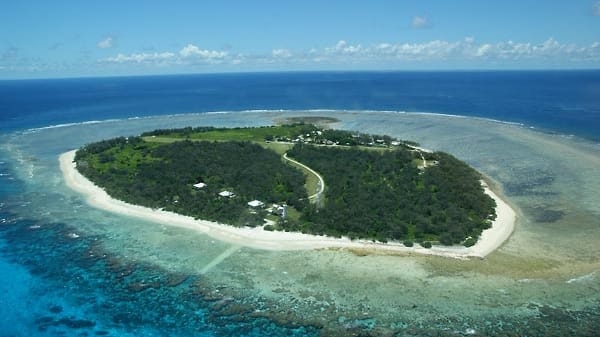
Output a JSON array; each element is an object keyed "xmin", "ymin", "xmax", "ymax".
[
  {"xmin": 270, "ymin": 203, "xmax": 287, "ymax": 217},
  {"xmin": 193, "ymin": 182, "xmax": 207, "ymax": 189},
  {"xmin": 247, "ymin": 200, "xmax": 265, "ymax": 208},
  {"xmin": 218, "ymin": 190, "xmax": 235, "ymax": 198}
]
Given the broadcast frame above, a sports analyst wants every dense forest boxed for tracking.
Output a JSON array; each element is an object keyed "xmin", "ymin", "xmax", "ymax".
[
  {"xmin": 75, "ymin": 136, "xmax": 307, "ymax": 227},
  {"xmin": 286, "ymin": 144, "xmax": 496, "ymax": 245},
  {"xmin": 75, "ymin": 124, "xmax": 496, "ymax": 246}
]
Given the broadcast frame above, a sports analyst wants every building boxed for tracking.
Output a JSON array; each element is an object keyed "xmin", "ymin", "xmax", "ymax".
[
  {"xmin": 218, "ymin": 190, "xmax": 235, "ymax": 198},
  {"xmin": 269, "ymin": 203, "xmax": 287, "ymax": 218},
  {"xmin": 193, "ymin": 182, "xmax": 207, "ymax": 189},
  {"xmin": 247, "ymin": 200, "xmax": 264, "ymax": 208}
]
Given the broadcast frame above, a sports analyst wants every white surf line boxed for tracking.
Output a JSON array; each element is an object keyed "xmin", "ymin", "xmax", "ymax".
[
  {"xmin": 282, "ymin": 153, "xmax": 325, "ymax": 200},
  {"xmin": 200, "ymin": 244, "xmax": 241, "ymax": 274}
]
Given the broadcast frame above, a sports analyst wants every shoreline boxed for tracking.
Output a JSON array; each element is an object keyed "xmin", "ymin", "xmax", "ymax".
[{"xmin": 59, "ymin": 150, "xmax": 516, "ymax": 258}]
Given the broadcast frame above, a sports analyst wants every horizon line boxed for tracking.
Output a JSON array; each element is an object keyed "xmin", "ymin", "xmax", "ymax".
[{"xmin": 2, "ymin": 68, "xmax": 600, "ymax": 82}]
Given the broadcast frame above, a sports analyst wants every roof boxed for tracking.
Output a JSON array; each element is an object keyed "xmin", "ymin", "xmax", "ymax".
[
  {"xmin": 218, "ymin": 190, "xmax": 235, "ymax": 197},
  {"xmin": 193, "ymin": 182, "xmax": 207, "ymax": 188},
  {"xmin": 247, "ymin": 200, "xmax": 264, "ymax": 207}
]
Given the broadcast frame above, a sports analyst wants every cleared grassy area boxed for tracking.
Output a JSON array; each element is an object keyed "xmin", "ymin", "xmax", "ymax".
[
  {"xmin": 261, "ymin": 142, "xmax": 293, "ymax": 155},
  {"xmin": 265, "ymin": 214, "xmax": 279, "ymax": 222},
  {"xmin": 145, "ymin": 135, "xmax": 295, "ymax": 156},
  {"xmin": 145, "ymin": 124, "xmax": 318, "ymax": 143},
  {"xmin": 86, "ymin": 143, "xmax": 161, "ymax": 174},
  {"xmin": 285, "ymin": 206, "xmax": 302, "ymax": 221},
  {"xmin": 142, "ymin": 136, "xmax": 184, "ymax": 143},
  {"xmin": 412, "ymin": 158, "xmax": 425, "ymax": 168},
  {"xmin": 187, "ymin": 128, "xmax": 267, "ymax": 141},
  {"xmin": 339, "ymin": 144, "xmax": 397, "ymax": 153}
]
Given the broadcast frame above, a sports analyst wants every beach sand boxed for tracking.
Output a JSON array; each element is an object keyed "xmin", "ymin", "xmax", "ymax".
[{"xmin": 60, "ymin": 150, "xmax": 516, "ymax": 258}]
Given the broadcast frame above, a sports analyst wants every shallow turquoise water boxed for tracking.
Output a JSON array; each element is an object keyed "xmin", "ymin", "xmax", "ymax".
[{"xmin": 1, "ymin": 110, "xmax": 599, "ymax": 336}]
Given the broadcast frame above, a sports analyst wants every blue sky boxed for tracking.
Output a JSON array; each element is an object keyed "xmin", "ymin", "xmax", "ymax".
[{"xmin": 1, "ymin": 0, "xmax": 600, "ymax": 79}]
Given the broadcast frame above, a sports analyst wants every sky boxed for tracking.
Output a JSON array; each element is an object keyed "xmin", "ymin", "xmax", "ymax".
[{"xmin": 1, "ymin": 0, "xmax": 600, "ymax": 79}]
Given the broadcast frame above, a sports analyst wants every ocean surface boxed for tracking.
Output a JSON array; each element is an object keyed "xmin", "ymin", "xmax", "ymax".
[{"xmin": 0, "ymin": 71, "xmax": 599, "ymax": 336}]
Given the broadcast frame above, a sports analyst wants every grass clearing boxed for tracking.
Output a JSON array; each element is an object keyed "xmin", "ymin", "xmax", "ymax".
[
  {"xmin": 145, "ymin": 124, "xmax": 318, "ymax": 143},
  {"xmin": 261, "ymin": 142, "xmax": 293, "ymax": 155}
]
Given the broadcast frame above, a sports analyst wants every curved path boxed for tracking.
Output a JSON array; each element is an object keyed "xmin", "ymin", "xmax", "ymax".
[
  {"xmin": 406, "ymin": 144, "xmax": 430, "ymax": 169},
  {"xmin": 417, "ymin": 150, "xmax": 426, "ymax": 168},
  {"xmin": 282, "ymin": 153, "xmax": 325, "ymax": 202}
]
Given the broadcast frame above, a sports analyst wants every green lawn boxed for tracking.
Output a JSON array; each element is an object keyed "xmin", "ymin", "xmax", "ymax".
[{"xmin": 145, "ymin": 124, "xmax": 318, "ymax": 143}]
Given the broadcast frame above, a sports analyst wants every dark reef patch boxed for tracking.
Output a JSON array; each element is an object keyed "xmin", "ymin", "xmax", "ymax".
[
  {"xmin": 526, "ymin": 206, "xmax": 566, "ymax": 223},
  {"xmin": 503, "ymin": 170, "xmax": 556, "ymax": 197},
  {"xmin": 275, "ymin": 116, "xmax": 340, "ymax": 126}
]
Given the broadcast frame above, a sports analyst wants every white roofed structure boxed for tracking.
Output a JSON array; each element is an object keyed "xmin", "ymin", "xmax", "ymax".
[
  {"xmin": 218, "ymin": 190, "xmax": 235, "ymax": 198},
  {"xmin": 247, "ymin": 200, "xmax": 265, "ymax": 208}
]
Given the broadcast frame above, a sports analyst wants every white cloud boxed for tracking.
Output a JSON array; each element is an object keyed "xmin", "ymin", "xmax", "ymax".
[
  {"xmin": 594, "ymin": 1, "xmax": 600, "ymax": 16},
  {"xmin": 179, "ymin": 44, "xmax": 228, "ymax": 59},
  {"xmin": 476, "ymin": 44, "xmax": 492, "ymax": 57},
  {"xmin": 103, "ymin": 52, "xmax": 175, "ymax": 64},
  {"xmin": 326, "ymin": 40, "xmax": 364, "ymax": 55},
  {"xmin": 482, "ymin": 38, "xmax": 577, "ymax": 60},
  {"xmin": 319, "ymin": 38, "xmax": 600, "ymax": 63},
  {"xmin": 369, "ymin": 40, "xmax": 461, "ymax": 60},
  {"xmin": 97, "ymin": 36, "xmax": 115, "ymax": 49},
  {"xmin": 101, "ymin": 44, "xmax": 230, "ymax": 66},
  {"xmin": 272, "ymin": 49, "xmax": 292, "ymax": 58},
  {"xmin": 335, "ymin": 40, "xmax": 347, "ymax": 50},
  {"xmin": 412, "ymin": 16, "xmax": 429, "ymax": 28},
  {"xmin": 99, "ymin": 38, "xmax": 600, "ymax": 69}
]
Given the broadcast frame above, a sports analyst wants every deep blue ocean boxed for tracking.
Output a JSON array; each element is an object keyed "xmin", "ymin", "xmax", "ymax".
[
  {"xmin": 1, "ymin": 71, "xmax": 599, "ymax": 141},
  {"xmin": 0, "ymin": 71, "xmax": 599, "ymax": 336}
]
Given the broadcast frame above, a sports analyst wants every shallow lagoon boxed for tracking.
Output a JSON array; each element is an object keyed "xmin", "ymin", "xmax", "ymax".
[{"xmin": 1, "ymin": 110, "xmax": 599, "ymax": 336}]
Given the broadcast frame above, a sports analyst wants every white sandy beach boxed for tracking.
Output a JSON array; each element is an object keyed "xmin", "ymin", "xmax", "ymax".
[{"xmin": 60, "ymin": 150, "xmax": 516, "ymax": 258}]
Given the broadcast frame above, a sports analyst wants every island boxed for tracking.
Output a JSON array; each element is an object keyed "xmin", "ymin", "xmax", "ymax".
[{"xmin": 61, "ymin": 122, "xmax": 516, "ymax": 258}]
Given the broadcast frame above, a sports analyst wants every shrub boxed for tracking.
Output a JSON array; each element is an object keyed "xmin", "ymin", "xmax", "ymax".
[
  {"xmin": 421, "ymin": 241, "xmax": 432, "ymax": 249},
  {"xmin": 403, "ymin": 240, "xmax": 414, "ymax": 247},
  {"xmin": 463, "ymin": 237, "xmax": 477, "ymax": 247},
  {"xmin": 263, "ymin": 224, "xmax": 275, "ymax": 231}
]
